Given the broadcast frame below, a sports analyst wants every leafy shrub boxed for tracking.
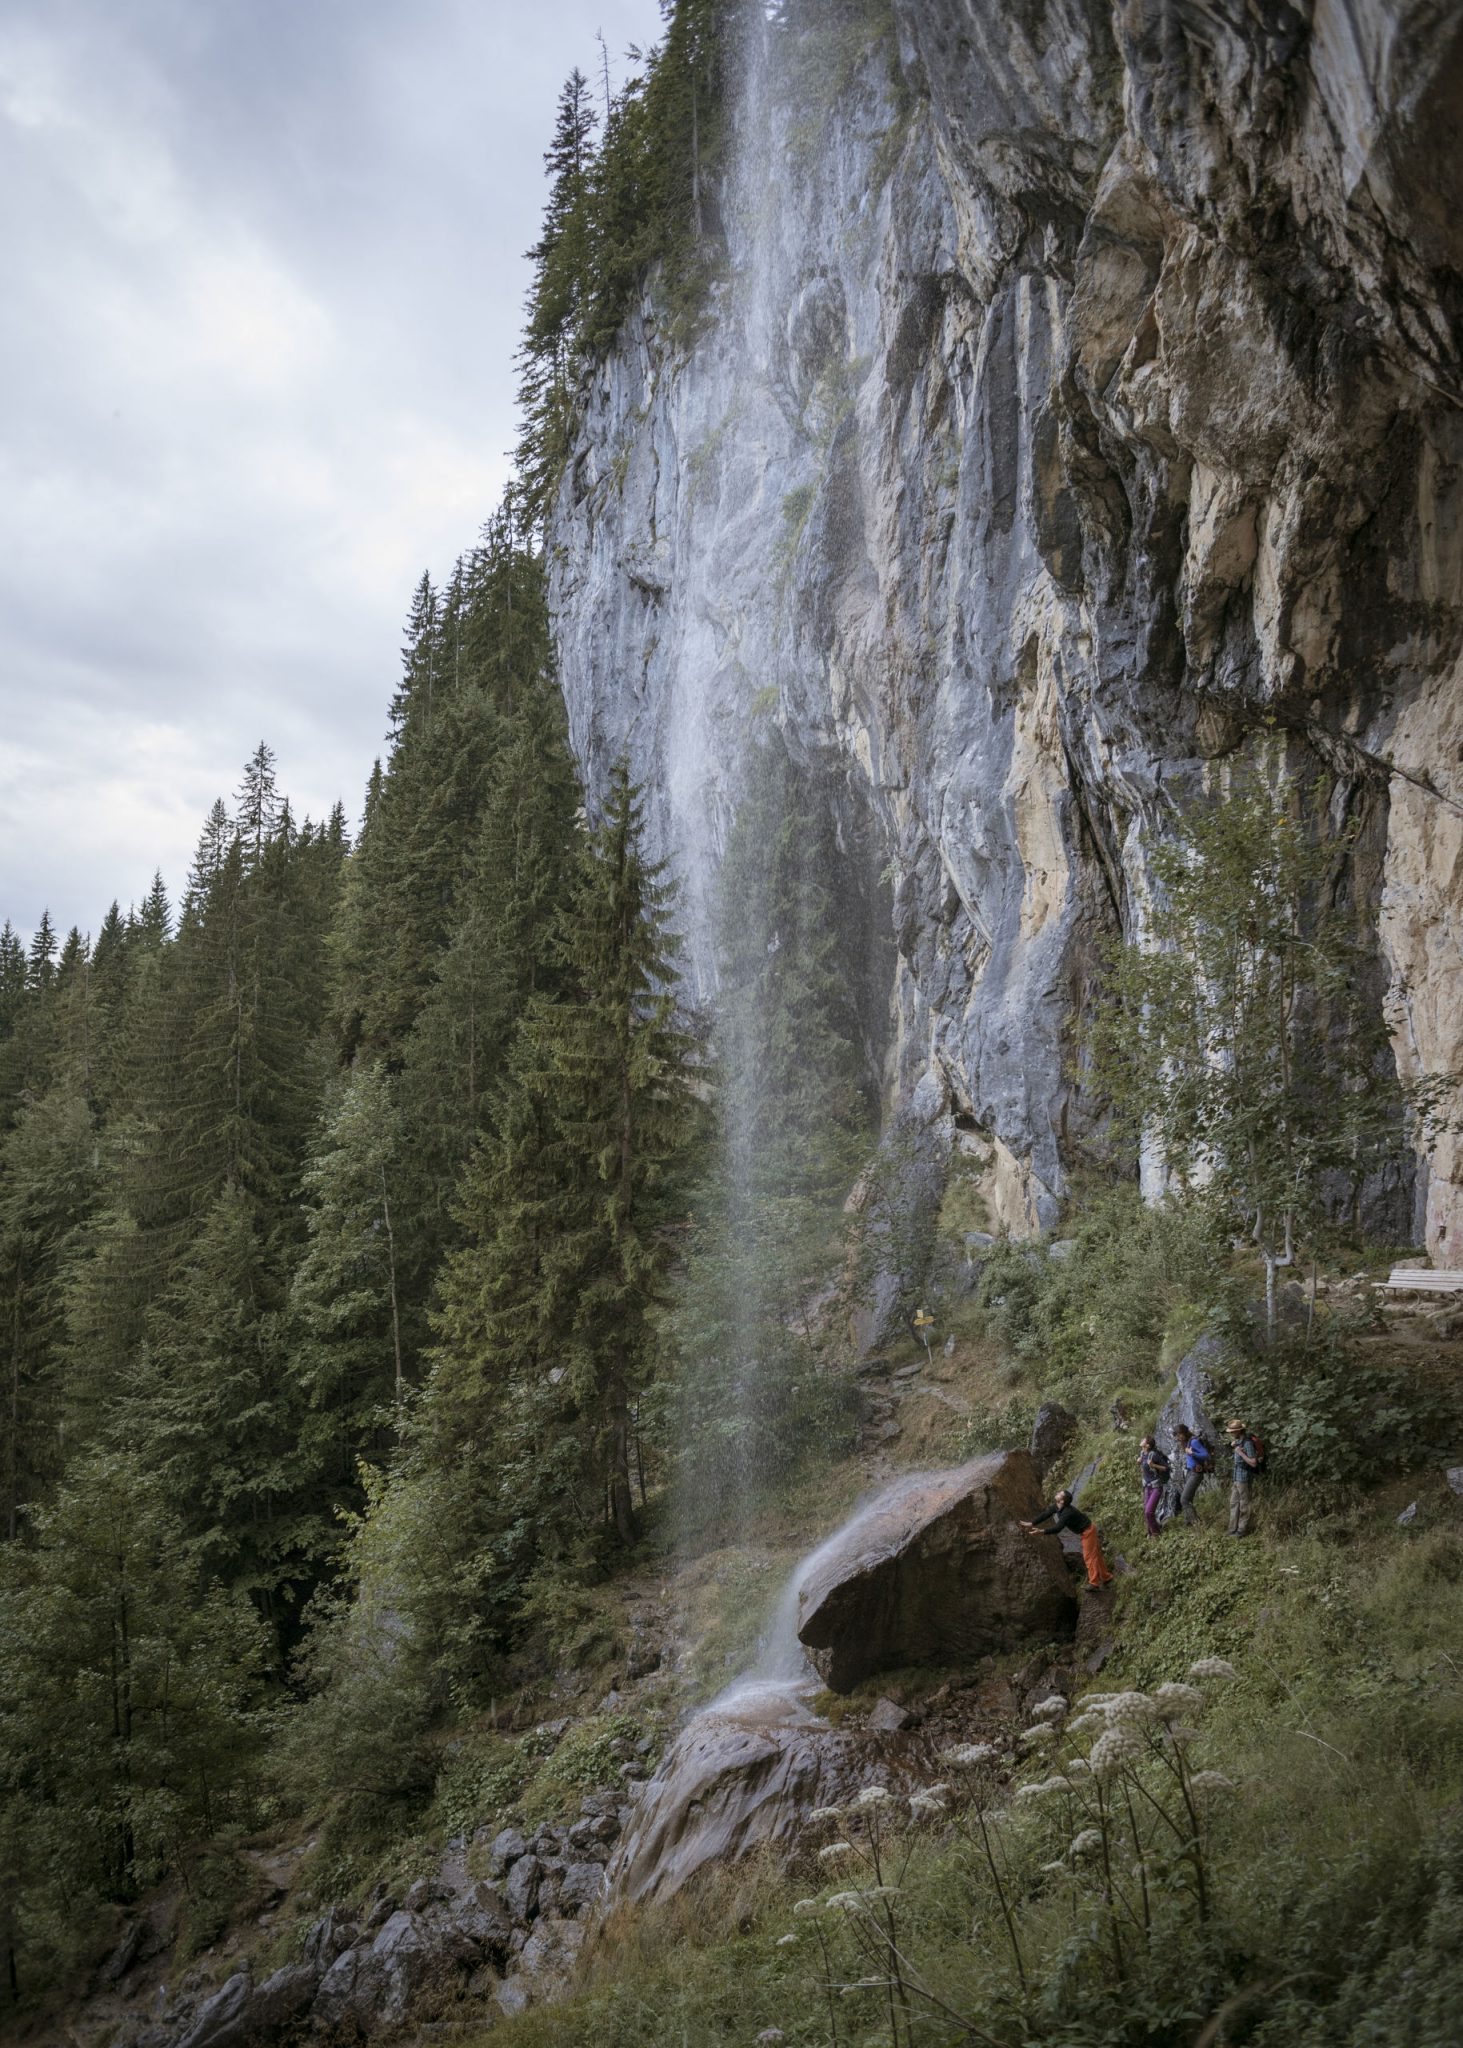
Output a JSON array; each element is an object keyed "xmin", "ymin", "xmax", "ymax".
[
  {"xmin": 433, "ymin": 1736, "xmax": 528, "ymax": 1845},
  {"xmin": 1214, "ymin": 1313, "xmax": 1436, "ymax": 1489},
  {"xmin": 973, "ymin": 1186, "xmax": 1226, "ymax": 1386},
  {"xmin": 520, "ymin": 1715, "xmax": 643, "ymax": 1822}
]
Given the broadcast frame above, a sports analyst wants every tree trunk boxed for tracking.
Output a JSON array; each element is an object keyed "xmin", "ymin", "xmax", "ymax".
[
  {"xmin": 608, "ymin": 1374, "xmax": 638, "ymax": 1545},
  {"xmin": 380, "ymin": 1169, "xmax": 404, "ymax": 1431}
]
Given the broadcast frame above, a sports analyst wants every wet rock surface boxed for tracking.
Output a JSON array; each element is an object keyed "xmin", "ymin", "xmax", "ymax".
[
  {"xmin": 549, "ymin": 0, "xmax": 1463, "ymax": 1254},
  {"xmin": 796, "ymin": 1450, "xmax": 1077, "ymax": 1692},
  {"xmin": 606, "ymin": 1706, "xmax": 935, "ymax": 1910}
]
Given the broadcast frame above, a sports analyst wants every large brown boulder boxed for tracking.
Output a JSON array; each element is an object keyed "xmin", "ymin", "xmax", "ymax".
[{"xmin": 796, "ymin": 1450, "xmax": 1076, "ymax": 1692}]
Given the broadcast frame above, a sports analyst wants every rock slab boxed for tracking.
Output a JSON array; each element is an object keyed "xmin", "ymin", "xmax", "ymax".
[{"xmin": 796, "ymin": 1450, "xmax": 1076, "ymax": 1693}]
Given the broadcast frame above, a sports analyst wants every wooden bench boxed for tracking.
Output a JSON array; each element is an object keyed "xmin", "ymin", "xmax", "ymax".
[{"xmin": 1378, "ymin": 1268, "xmax": 1463, "ymax": 1297}]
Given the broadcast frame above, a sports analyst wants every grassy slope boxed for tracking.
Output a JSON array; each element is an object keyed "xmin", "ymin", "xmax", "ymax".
[{"xmin": 481, "ymin": 1296, "xmax": 1463, "ymax": 2048}]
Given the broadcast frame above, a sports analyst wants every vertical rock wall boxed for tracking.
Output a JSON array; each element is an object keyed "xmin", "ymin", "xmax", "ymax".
[{"xmin": 548, "ymin": 0, "xmax": 1463, "ymax": 1249}]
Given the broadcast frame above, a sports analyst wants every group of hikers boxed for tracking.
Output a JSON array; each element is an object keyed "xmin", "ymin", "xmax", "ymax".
[{"xmin": 1020, "ymin": 1419, "xmax": 1264, "ymax": 1588}]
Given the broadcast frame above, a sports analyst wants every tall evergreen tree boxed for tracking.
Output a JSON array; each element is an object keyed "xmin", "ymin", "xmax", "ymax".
[
  {"xmin": 431, "ymin": 762, "xmax": 703, "ymax": 1552},
  {"xmin": 0, "ymin": 1453, "xmax": 265, "ymax": 1990}
]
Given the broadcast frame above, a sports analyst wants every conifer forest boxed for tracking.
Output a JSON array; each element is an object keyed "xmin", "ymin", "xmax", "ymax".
[{"xmin": 5, "ymin": 4, "xmax": 1463, "ymax": 2046}]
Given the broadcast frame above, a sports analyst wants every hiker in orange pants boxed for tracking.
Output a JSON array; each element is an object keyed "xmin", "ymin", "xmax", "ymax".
[{"xmin": 1021, "ymin": 1490, "xmax": 1114, "ymax": 1587}]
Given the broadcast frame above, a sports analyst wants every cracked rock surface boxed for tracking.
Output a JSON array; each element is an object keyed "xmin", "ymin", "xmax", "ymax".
[{"xmin": 549, "ymin": 0, "xmax": 1463, "ymax": 1252}]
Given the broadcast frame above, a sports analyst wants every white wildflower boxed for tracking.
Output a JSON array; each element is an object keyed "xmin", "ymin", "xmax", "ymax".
[
  {"xmin": 925, "ymin": 1782, "xmax": 953, "ymax": 1800},
  {"xmin": 1066, "ymin": 1711, "xmax": 1106, "ymax": 1736},
  {"xmin": 792, "ymin": 1898, "xmax": 823, "ymax": 1917},
  {"xmin": 1189, "ymin": 1770, "xmax": 1235, "ymax": 1797},
  {"xmin": 1162, "ymin": 1723, "xmax": 1199, "ymax": 1751},
  {"xmin": 1069, "ymin": 1828, "xmax": 1103, "ymax": 1859},
  {"xmin": 855, "ymin": 1785, "xmax": 891, "ymax": 1808},
  {"xmin": 1152, "ymin": 1681, "xmax": 1205, "ymax": 1721},
  {"xmin": 1019, "ymin": 1723, "xmax": 1060, "ymax": 1748},
  {"xmin": 1101, "ymin": 1691, "xmax": 1160, "ymax": 1724},
  {"xmin": 1015, "ymin": 1776, "xmax": 1069, "ymax": 1803},
  {"xmin": 1082, "ymin": 1693, "xmax": 1117, "ymax": 1709},
  {"xmin": 1189, "ymin": 1657, "xmax": 1238, "ymax": 1682},
  {"xmin": 908, "ymin": 1790, "xmax": 948, "ymax": 1818},
  {"xmin": 1089, "ymin": 1725, "xmax": 1146, "ymax": 1780},
  {"xmin": 860, "ymin": 1885, "xmax": 904, "ymax": 1900},
  {"xmin": 776, "ymin": 1932, "xmax": 797, "ymax": 1946},
  {"xmin": 818, "ymin": 1840, "xmax": 855, "ymax": 1863},
  {"xmin": 939, "ymin": 1742, "xmax": 999, "ymax": 1768},
  {"xmin": 1040, "ymin": 1860, "xmax": 1068, "ymax": 1874},
  {"xmin": 1064, "ymin": 1756, "xmax": 1092, "ymax": 1778},
  {"xmin": 1030, "ymin": 1694, "xmax": 1068, "ymax": 1721},
  {"xmin": 809, "ymin": 1805, "xmax": 845, "ymax": 1825},
  {"xmin": 825, "ymin": 1891, "xmax": 864, "ymax": 1912}
]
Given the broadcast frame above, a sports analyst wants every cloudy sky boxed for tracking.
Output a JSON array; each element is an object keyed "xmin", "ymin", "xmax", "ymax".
[{"xmin": 0, "ymin": 0, "xmax": 663, "ymax": 941}]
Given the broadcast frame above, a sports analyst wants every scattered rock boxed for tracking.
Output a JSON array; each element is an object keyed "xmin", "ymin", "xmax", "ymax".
[
  {"xmin": 505, "ymin": 1854, "xmax": 542, "ymax": 1925},
  {"xmin": 303, "ymin": 1905, "xmax": 357, "ymax": 1969},
  {"xmin": 796, "ymin": 1451, "xmax": 1076, "ymax": 1693},
  {"xmin": 1046, "ymin": 1239, "xmax": 1077, "ymax": 1261},
  {"xmin": 98, "ymin": 1918, "xmax": 147, "ymax": 1987},
  {"xmin": 1446, "ymin": 1467, "xmax": 1463, "ymax": 1496},
  {"xmin": 867, "ymin": 1696, "xmax": 912, "ymax": 1733},
  {"xmin": 495, "ymin": 1916, "xmax": 586, "ymax": 2016},
  {"xmin": 1398, "ymin": 1501, "xmax": 1419, "ymax": 1526},
  {"xmin": 488, "ymin": 1826, "xmax": 529, "ymax": 1874},
  {"xmin": 1029, "ymin": 1402, "xmax": 1077, "ymax": 1481},
  {"xmin": 247, "ymin": 1966, "xmax": 318, "ymax": 2038},
  {"xmin": 557, "ymin": 1862, "xmax": 607, "ymax": 1915},
  {"xmin": 175, "ymin": 1972, "xmax": 253, "ymax": 2048},
  {"xmin": 312, "ymin": 1948, "xmax": 360, "ymax": 2031}
]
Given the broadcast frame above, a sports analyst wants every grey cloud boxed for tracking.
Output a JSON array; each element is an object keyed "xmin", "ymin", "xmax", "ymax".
[{"xmin": 0, "ymin": 0, "xmax": 662, "ymax": 938}]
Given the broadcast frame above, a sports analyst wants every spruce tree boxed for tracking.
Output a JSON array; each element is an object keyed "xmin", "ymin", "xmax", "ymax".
[
  {"xmin": 290, "ymin": 1061, "xmax": 409, "ymax": 1472},
  {"xmin": 0, "ymin": 1452, "xmax": 265, "ymax": 1986},
  {"xmin": 432, "ymin": 761, "xmax": 703, "ymax": 1552}
]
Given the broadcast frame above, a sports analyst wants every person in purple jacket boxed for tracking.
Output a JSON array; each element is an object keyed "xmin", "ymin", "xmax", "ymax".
[{"xmin": 1138, "ymin": 1435, "xmax": 1170, "ymax": 1538}]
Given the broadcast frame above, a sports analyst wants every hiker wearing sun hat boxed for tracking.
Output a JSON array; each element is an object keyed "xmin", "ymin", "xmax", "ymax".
[{"xmin": 1226, "ymin": 1419, "xmax": 1260, "ymax": 1536}]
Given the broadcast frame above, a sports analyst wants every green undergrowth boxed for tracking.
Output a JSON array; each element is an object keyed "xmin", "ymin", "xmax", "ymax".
[{"xmin": 485, "ymin": 1485, "xmax": 1463, "ymax": 2048}]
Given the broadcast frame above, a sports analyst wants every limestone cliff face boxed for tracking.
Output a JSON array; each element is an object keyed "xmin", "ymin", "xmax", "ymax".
[{"xmin": 548, "ymin": 0, "xmax": 1463, "ymax": 1250}]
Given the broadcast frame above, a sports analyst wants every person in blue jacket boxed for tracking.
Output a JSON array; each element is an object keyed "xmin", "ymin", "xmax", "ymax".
[{"xmin": 1172, "ymin": 1424, "xmax": 1212, "ymax": 1527}]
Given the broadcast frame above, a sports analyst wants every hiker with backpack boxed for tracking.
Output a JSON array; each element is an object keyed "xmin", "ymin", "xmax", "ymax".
[
  {"xmin": 1020, "ymin": 1489, "xmax": 1114, "ymax": 1588},
  {"xmin": 1138, "ymin": 1435, "xmax": 1170, "ymax": 1538},
  {"xmin": 1226, "ymin": 1418, "xmax": 1262, "ymax": 1535},
  {"xmin": 1172, "ymin": 1424, "xmax": 1213, "ymax": 1527}
]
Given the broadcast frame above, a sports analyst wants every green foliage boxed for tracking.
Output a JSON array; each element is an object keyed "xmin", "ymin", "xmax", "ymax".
[
  {"xmin": 1081, "ymin": 770, "xmax": 1450, "ymax": 1343},
  {"xmin": 0, "ymin": 1455, "xmax": 267, "ymax": 1992},
  {"xmin": 1213, "ymin": 1312, "xmax": 1436, "ymax": 1489},
  {"xmin": 432, "ymin": 1735, "xmax": 528, "ymax": 1846},
  {"xmin": 486, "ymin": 1510, "xmax": 1463, "ymax": 2048},
  {"xmin": 427, "ymin": 759, "xmax": 704, "ymax": 1566},
  {"xmin": 1085, "ymin": 775, "xmax": 1455, "ymax": 1338},
  {"xmin": 518, "ymin": 1, "xmax": 739, "ymax": 525},
  {"xmin": 972, "ymin": 1184, "xmax": 1226, "ymax": 1391},
  {"xmin": 520, "ymin": 1714, "xmax": 643, "ymax": 1821}
]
